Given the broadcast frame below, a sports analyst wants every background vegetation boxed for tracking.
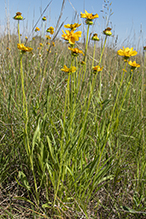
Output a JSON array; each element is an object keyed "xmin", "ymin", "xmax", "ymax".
[{"xmin": 0, "ymin": 0, "xmax": 146, "ymax": 218}]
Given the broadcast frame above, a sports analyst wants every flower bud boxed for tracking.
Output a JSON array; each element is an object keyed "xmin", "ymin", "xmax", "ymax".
[
  {"xmin": 103, "ymin": 27, "xmax": 112, "ymax": 36},
  {"xmin": 91, "ymin": 33, "xmax": 99, "ymax": 41}
]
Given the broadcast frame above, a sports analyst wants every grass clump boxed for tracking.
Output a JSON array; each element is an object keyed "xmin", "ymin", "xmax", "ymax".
[{"xmin": 0, "ymin": 1, "xmax": 146, "ymax": 218}]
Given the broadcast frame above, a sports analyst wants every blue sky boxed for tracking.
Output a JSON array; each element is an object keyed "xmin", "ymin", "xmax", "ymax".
[{"xmin": 1, "ymin": 0, "xmax": 146, "ymax": 49}]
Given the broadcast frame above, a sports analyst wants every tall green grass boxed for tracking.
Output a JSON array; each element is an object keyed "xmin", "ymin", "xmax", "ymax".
[{"xmin": 0, "ymin": 1, "xmax": 146, "ymax": 218}]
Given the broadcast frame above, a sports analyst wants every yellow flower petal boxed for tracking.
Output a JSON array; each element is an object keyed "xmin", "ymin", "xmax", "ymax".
[
  {"xmin": 17, "ymin": 43, "xmax": 33, "ymax": 52},
  {"xmin": 117, "ymin": 47, "xmax": 137, "ymax": 59}
]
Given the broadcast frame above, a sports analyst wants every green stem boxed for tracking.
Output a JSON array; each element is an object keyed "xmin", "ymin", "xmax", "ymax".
[
  {"xmin": 142, "ymin": 52, "xmax": 145, "ymax": 150},
  {"xmin": 76, "ymin": 36, "xmax": 108, "ymax": 150},
  {"xmin": 99, "ymin": 36, "xmax": 107, "ymax": 100},
  {"xmin": 84, "ymin": 24, "xmax": 90, "ymax": 63},
  {"xmin": 20, "ymin": 52, "xmax": 39, "ymax": 203},
  {"xmin": 89, "ymin": 65, "xmax": 133, "ymax": 201},
  {"xmin": 92, "ymin": 42, "xmax": 96, "ymax": 68},
  {"xmin": 99, "ymin": 36, "xmax": 107, "ymax": 66},
  {"xmin": 20, "ymin": 54, "xmax": 30, "ymax": 161},
  {"xmin": 18, "ymin": 21, "xmax": 21, "ymax": 44}
]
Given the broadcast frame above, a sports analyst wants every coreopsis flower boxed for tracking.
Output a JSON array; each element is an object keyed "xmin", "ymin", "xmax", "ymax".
[
  {"xmin": 25, "ymin": 36, "xmax": 28, "ymax": 40},
  {"xmin": 92, "ymin": 65, "xmax": 103, "ymax": 73},
  {"xmin": 13, "ymin": 12, "xmax": 23, "ymax": 20},
  {"xmin": 42, "ymin": 16, "xmax": 46, "ymax": 21},
  {"xmin": 52, "ymin": 42, "xmax": 55, "ymax": 47},
  {"xmin": 35, "ymin": 27, "xmax": 40, "ymax": 32},
  {"xmin": 128, "ymin": 60, "xmax": 140, "ymax": 70},
  {"xmin": 46, "ymin": 49, "xmax": 51, "ymax": 52},
  {"xmin": 45, "ymin": 35, "xmax": 51, "ymax": 39},
  {"xmin": 117, "ymin": 47, "xmax": 137, "ymax": 60},
  {"xmin": 68, "ymin": 47, "xmax": 84, "ymax": 56},
  {"xmin": 103, "ymin": 27, "xmax": 112, "ymax": 36},
  {"xmin": 61, "ymin": 65, "xmax": 76, "ymax": 73},
  {"xmin": 91, "ymin": 33, "xmax": 99, "ymax": 41},
  {"xmin": 62, "ymin": 30, "xmax": 82, "ymax": 45},
  {"xmin": 46, "ymin": 27, "xmax": 54, "ymax": 35},
  {"xmin": 17, "ymin": 43, "xmax": 33, "ymax": 52},
  {"xmin": 80, "ymin": 61, "xmax": 86, "ymax": 65},
  {"xmin": 64, "ymin": 23, "xmax": 81, "ymax": 31},
  {"xmin": 80, "ymin": 10, "xmax": 99, "ymax": 25},
  {"xmin": 40, "ymin": 43, "xmax": 43, "ymax": 47}
]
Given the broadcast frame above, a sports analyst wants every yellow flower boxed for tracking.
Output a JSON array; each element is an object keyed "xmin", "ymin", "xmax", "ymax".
[
  {"xmin": 80, "ymin": 10, "xmax": 99, "ymax": 25},
  {"xmin": 122, "ymin": 69, "xmax": 127, "ymax": 72},
  {"xmin": 91, "ymin": 33, "xmax": 99, "ymax": 41},
  {"xmin": 61, "ymin": 65, "xmax": 76, "ymax": 73},
  {"xmin": 92, "ymin": 65, "xmax": 103, "ymax": 73},
  {"xmin": 128, "ymin": 60, "xmax": 140, "ymax": 70},
  {"xmin": 17, "ymin": 43, "xmax": 33, "ymax": 52},
  {"xmin": 64, "ymin": 23, "xmax": 81, "ymax": 31},
  {"xmin": 62, "ymin": 30, "xmax": 82, "ymax": 45},
  {"xmin": 103, "ymin": 27, "xmax": 112, "ymax": 36},
  {"xmin": 25, "ymin": 36, "xmax": 28, "ymax": 40},
  {"xmin": 45, "ymin": 35, "xmax": 51, "ymax": 39},
  {"xmin": 68, "ymin": 47, "xmax": 84, "ymax": 56},
  {"xmin": 81, "ymin": 10, "xmax": 99, "ymax": 19},
  {"xmin": 52, "ymin": 42, "xmax": 55, "ymax": 47},
  {"xmin": 46, "ymin": 27, "xmax": 54, "ymax": 35},
  {"xmin": 117, "ymin": 47, "xmax": 137, "ymax": 60},
  {"xmin": 42, "ymin": 16, "xmax": 46, "ymax": 21},
  {"xmin": 13, "ymin": 12, "xmax": 23, "ymax": 20},
  {"xmin": 80, "ymin": 61, "xmax": 86, "ymax": 65},
  {"xmin": 40, "ymin": 43, "xmax": 43, "ymax": 47},
  {"xmin": 35, "ymin": 27, "xmax": 40, "ymax": 32}
]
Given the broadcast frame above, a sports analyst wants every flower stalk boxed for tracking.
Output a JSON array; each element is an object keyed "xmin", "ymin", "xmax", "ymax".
[
  {"xmin": 18, "ymin": 21, "xmax": 21, "ymax": 44},
  {"xmin": 84, "ymin": 24, "xmax": 90, "ymax": 62},
  {"xmin": 98, "ymin": 35, "xmax": 107, "ymax": 100}
]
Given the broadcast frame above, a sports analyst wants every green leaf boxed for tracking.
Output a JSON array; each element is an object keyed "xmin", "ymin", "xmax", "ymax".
[
  {"xmin": 18, "ymin": 171, "xmax": 31, "ymax": 190},
  {"xmin": 122, "ymin": 206, "xmax": 146, "ymax": 214},
  {"xmin": 14, "ymin": 196, "xmax": 35, "ymax": 206},
  {"xmin": 46, "ymin": 135, "xmax": 56, "ymax": 163},
  {"xmin": 42, "ymin": 203, "xmax": 52, "ymax": 209},
  {"xmin": 32, "ymin": 120, "xmax": 41, "ymax": 154}
]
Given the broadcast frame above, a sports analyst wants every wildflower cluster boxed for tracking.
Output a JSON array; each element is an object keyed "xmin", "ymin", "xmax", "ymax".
[
  {"xmin": 61, "ymin": 22, "xmax": 83, "ymax": 73},
  {"xmin": 17, "ymin": 43, "xmax": 33, "ymax": 52},
  {"xmin": 117, "ymin": 47, "xmax": 140, "ymax": 70}
]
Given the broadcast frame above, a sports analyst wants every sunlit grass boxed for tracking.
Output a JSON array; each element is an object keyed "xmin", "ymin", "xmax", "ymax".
[{"xmin": 0, "ymin": 0, "xmax": 146, "ymax": 218}]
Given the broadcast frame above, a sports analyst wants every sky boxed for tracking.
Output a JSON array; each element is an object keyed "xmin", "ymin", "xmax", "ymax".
[{"xmin": 1, "ymin": 0, "xmax": 146, "ymax": 49}]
